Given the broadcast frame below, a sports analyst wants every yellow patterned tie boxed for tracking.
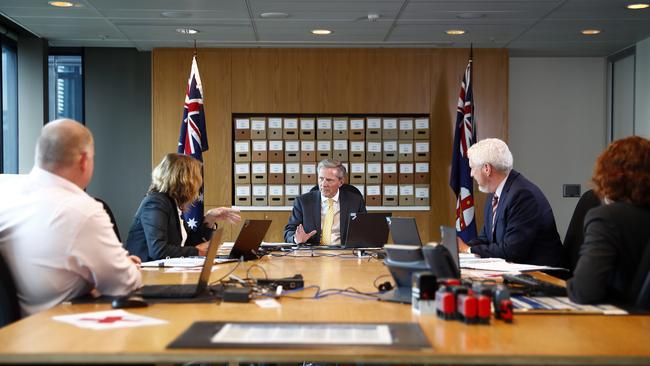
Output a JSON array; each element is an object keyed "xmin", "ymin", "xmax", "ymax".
[{"xmin": 321, "ymin": 198, "xmax": 334, "ymax": 245}]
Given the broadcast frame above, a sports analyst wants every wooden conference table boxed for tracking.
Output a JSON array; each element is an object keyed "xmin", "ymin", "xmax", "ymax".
[{"xmin": 1, "ymin": 250, "xmax": 649, "ymax": 365}]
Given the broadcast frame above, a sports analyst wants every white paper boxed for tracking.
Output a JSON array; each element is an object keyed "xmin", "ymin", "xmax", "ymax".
[
  {"xmin": 367, "ymin": 142, "xmax": 381, "ymax": 152},
  {"xmin": 252, "ymin": 185, "xmax": 267, "ymax": 196},
  {"xmin": 252, "ymin": 163, "xmax": 266, "ymax": 174},
  {"xmin": 269, "ymin": 141, "xmax": 283, "ymax": 151},
  {"xmin": 285, "ymin": 141, "xmax": 299, "ymax": 151},
  {"xmin": 415, "ymin": 163, "xmax": 429, "ymax": 173},
  {"xmin": 317, "ymin": 118, "xmax": 332, "ymax": 129},
  {"xmin": 269, "ymin": 164, "xmax": 283, "ymax": 173},
  {"xmin": 399, "ymin": 185, "xmax": 414, "ymax": 195},
  {"xmin": 415, "ymin": 142, "xmax": 429, "ymax": 153},
  {"xmin": 399, "ymin": 143, "xmax": 413, "ymax": 154},
  {"xmin": 415, "ymin": 187, "xmax": 429, "ymax": 198},
  {"xmin": 400, "ymin": 163, "xmax": 414, "ymax": 173},
  {"xmin": 285, "ymin": 163, "xmax": 300, "ymax": 173},
  {"xmin": 350, "ymin": 142, "xmax": 365, "ymax": 152},
  {"xmin": 269, "ymin": 185, "xmax": 283, "ymax": 195},
  {"xmin": 300, "ymin": 118, "xmax": 315, "ymax": 130},
  {"xmin": 301, "ymin": 141, "xmax": 315, "ymax": 151},
  {"xmin": 333, "ymin": 140, "xmax": 348, "ymax": 150},
  {"xmin": 383, "ymin": 141, "xmax": 397, "ymax": 151},
  {"xmin": 399, "ymin": 119, "xmax": 413, "ymax": 130},
  {"xmin": 366, "ymin": 118, "xmax": 381, "ymax": 129},
  {"xmin": 302, "ymin": 164, "xmax": 316, "ymax": 174},
  {"xmin": 384, "ymin": 185, "xmax": 398, "ymax": 195},
  {"xmin": 251, "ymin": 119, "xmax": 266, "ymax": 131},
  {"xmin": 236, "ymin": 185, "xmax": 250, "ymax": 196},
  {"xmin": 367, "ymin": 185, "xmax": 381, "ymax": 195},
  {"xmin": 268, "ymin": 117, "xmax": 282, "ymax": 129},
  {"xmin": 350, "ymin": 163, "xmax": 365, "ymax": 173},
  {"xmin": 255, "ymin": 298, "xmax": 282, "ymax": 309},
  {"xmin": 366, "ymin": 163, "xmax": 381, "ymax": 173},
  {"xmin": 285, "ymin": 185, "xmax": 300, "ymax": 196},
  {"xmin": 53, "ymin": 310, "xmax": 167, "ymax": 330},
  {"xmin": 383, "ymin": 163, "xmax": 397, "ymax": 173},
  {"xmin": 317, "ymin": 141, "xmax": 331, "ymax": 150},
  {"xmin": 350, "ymin": 119, "xmax": 364, "ymax": 130},
  {"xmin": 235, "ymin": 118, "xmax": 250, "ymax": 129},
  {"xmin": 252, "ymin": 141, "xmax": 267, "ymax": 151},
  {"xmin": 383, "ymin": 118, "xmax": 397, "ymax": 130},
  {"xmin": 235, "ymin": 163, "xmax": 249, "ymax": 174},
  {"xmin": 333, "ymin": 119, "xmax": 347, "ymax": 130},
  {"xmin": 415, "ymin": 118, "xmax": 429, "ymax": 129},
  {"xmin": 284, "ymin": 118, "xmax": 298, "ymax": 129},
  {"xmin": 234, "ymin": 141, "xmax": 249, "ymax": 153}
]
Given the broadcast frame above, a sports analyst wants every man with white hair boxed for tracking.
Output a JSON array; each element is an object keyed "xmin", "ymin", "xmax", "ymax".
[
  {"xmin": 459, "ymin": 138, "xmax": 564, "ymax": 267},
  {"xmin": 0, "ymin": 119, "xmax": 142, "ymax": 316}
]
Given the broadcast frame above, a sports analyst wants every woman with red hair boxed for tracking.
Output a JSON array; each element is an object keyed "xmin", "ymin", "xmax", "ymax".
[{"xmin": 567, "ymin": 136, "xmax": 650, "ymax": 305}]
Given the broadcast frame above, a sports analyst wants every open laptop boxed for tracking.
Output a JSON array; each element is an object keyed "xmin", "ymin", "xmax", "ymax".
[
  {"xmin": 217, "ymin": 219, "xmax": 271, "ymax": 261},
  {"xmin": 388, "ymin": 217, "xmax": 422, "ymax": 245},
  {"xmin": 343, "ymin": 212, "xmax": 392, "ymax": 248},
  {"xmin": 440, "ymin": 225, "xmax": 460, "ymax": 270},
  {"xmin": 136, "ymin": 229, "xmax": 223, "ymax": 299}
]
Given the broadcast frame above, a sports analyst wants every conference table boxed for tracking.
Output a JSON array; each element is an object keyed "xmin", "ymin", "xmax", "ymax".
[{"xmin": 1, "ymin": 250, "xmax": 649, "ymax": 365}]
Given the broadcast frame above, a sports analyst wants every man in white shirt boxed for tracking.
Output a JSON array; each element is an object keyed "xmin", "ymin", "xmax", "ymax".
[{"xmin": 0, "ymin": 119, "xmax": 142, "ymax": 316}]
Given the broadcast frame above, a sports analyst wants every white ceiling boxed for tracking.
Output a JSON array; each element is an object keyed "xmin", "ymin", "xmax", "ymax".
[{"xmin": 1, "ymin": 0, "xmax": 649, "ymax": 56}]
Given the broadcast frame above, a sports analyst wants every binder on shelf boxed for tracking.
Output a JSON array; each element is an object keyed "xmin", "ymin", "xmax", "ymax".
[
  {"xmin": 268, "ymin": 163, "xmax": 284, "ymax": 184},
  {"xmin": 349, "ymin": 163, "xmax": 365, "ymax": 183},
  {"xmin": 349, "ymin": 118, "xmax": 365, "ymax": 141},
  {"xmin": 268, "ymin": 185, "xmax": 284, "ymax": 206},
  {"xmin": 366, "ymin": 141, "xmax": 382, "ymax": 162},
  {"xmin": 366, "ymin": 185, "xmax": 381, "ymax": 206},
  {"xmin": 415, "ymin": 184, "xmax": 430, "ymax": 205},
  {"xmin": 415, "ymin": 163, "xmax": 430, "ymax": 184},
  {"xmin": 234, "ymin": 141, "xmax": 251, "ymax": 162},
  {"xmin": 398, "ymin": 141, "xmax": 414, "ymax": 162},
  {"xmin": 300, "ymin": 141, "xmax": 316, "ymax": 162},
  {"xmin": 268, "ymin": 117, "xmax": 283, "ymax": 139},
  {"xmin": 234, "ymin": 118, "xmax": 251, "ymax": 140},
  {"xmin": 415, "ymin": 141, "xmax": 430, "ymax": 162},
  {"xmin": 250, "ymin": 117, "xmax": 267, "ymax": 140},
  {"xmin": 399, "ymin": 184, "xmax": 415, "ymax": 206},
  {"xmin": 233, "ymin": 163, "xmax": 250, "ymax": 184},
  {"xmin": 383, "ymin": 140, "xmax": 398, "ymax": 162},
  {"xmin": 349, "ymin": 141, "xmax": 365, "ymax": 162},
  {"xmin": 283, "ymin": 118, "xmax": 299, "ymax": 140},
  {"xmin": 366, "ymin": 162, "xmax": 381, "ymax": 184},
  {"xmin": 300, "ymin": 118, "xmax": 315, "ymax": 140},
  {"xmin": 285, "ymin": 163, "xmax": 300, "ymax": 184},
  {"xmin": 234, "ymin": 184, "xmax": 251, "ymax": 206},
  {"xmin": 301, "ymin": 184, "xmax": 313, "ymax": 195},
  {"xmin": 366, "ymin": 117, "xmax": 382, "ymax": 140},
  {"xmin": 285, "ymin": 185, "xmax": 300, "ymax": 205},
  {"xmin": 251, "ymin": 162, "xmax": 267, "ymax": 184},
  {"xmin": 268, "ymin": 140, "xmax": 284, "ymax": 162},
  {"xmin": 399, "ymin": 163, "xmax": 414, "ymax": 184},
  {"xmin": 317, "ymin": 117, "xmax": 333, "ymax": 140},
  {"xmin": 382, "ymin": 118, "xmax": 398, "ymax": 139},
  {"xmin": 414, "ymin": 117, "xmax": 430, "ymax": 140},
  {"xmin": 333, "ymin": 140, "xmax": 348, "ymax": 161},
  {"xmin": 383, "ymin": 163, "xmax": 398, "ymax": 184},
  {"xmin": 383, "ymin": 185, "xmax": 398, "ymax": 206},
  {"xmin": 251, "ymin": 140, "xmax": 268, "ymax": 162},
  {"xmin": 398, "ymin": 118, "xmax": 414, "ymax": 140},
  {"xmin": 284, "ymin": 141, "xmax": 300, "ymax": 162},
  {"xmin": 352, "ymin": 185, "xmax": 365, "ymax": 198},
  {"xmin": 333, "ymin": 117, "xmax": 348, "ymax": 139},
  {"xmin": 317, "ymin": 140, "xmax": 332, "ymax": 160},
  {"xmin": 301, "ymin": 163, "xmax": 317, "ymax": 184},
  {"xmin": 252, "ymin": 185, "xmax": 268, "ymax": 206}
]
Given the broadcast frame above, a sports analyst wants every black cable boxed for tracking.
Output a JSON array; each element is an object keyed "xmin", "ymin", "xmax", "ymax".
[{"xmin": 208, "ymin": 259, "xmax": 242, "ymax": 286}]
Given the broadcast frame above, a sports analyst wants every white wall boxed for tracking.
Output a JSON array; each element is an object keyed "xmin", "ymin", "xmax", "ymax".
[
  {"xmin": 509, "ymin": 58, "xmax": 607, "ymax": 241},
  {"xmin": 635, "ymin": 37, "xmax": 650, "ymax": 138}
]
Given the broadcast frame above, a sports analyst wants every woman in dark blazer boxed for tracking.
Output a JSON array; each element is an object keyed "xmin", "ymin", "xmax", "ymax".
[
  {"xmin": 567, "ymin": 136, "xmax": 650, "ymax": 306},
  {"xmin": 125, "ymin": 153, "xmax": 240, "ymax": 261}
]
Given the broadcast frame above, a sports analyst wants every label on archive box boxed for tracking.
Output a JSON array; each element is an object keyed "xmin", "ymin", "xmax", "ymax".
[
  {"xmin": 302, "ymin": 164, "xmax": 316, "ymax": 174},
  {"xmin": 317, "ymin": 141, "xmax": 331, "ymax": 150},
  {"xmin": 317, "ymin": 118, "xmax": 332, "ymax": 129},
  {"xmin": 269, "ymin": 141, "xmax": 283, "ymax": 151},
  {"xmin": 300, "ymin": 119, "xmax": 315, "ymax": 129},
  {"xmin": 400, "ymin": 185, "xmax": 414, "ymax": 195},
  {"xmin": 383, "ymin": 163, "xmax": 397, "ymax": 173},
  {"xmin": 415, "ymin": 142, "xmax": 429, "ymax": 153},
  {"xmin": 342, "ymin": 162, "xmax": 349, "ymax": 172},
  {"xmin": 252, "ymin": 185, "xmax": 267, "ymax": 196},
  {"xmin": 252, "ymin": 163, "xmax": 266, "ymax": 174},
  {"xmin": 415, "ymin": 118, "xmax": 429, "ymax": 129},
  {"xmin": 384, "ymin": 185, "xmax": 398, "ymax": 196},
  {"xmin": 268, "ymin": 117, "xmax": 282, "ymax": 129},
  {"xmin": 399, "ymin": 143, "xmax": 413, "ymax": 154},
  {"xmin": 252, "ymin": 141, "xmax": 267, "ymax": 151},
  {"xmin": 384, "ymin": 141, "xmax": 397, "ymax": 152},
  {"xmin": 286, "ymin": 163, "xmax": 300, "ymax": 174},
  {"xmin": 353, "ymin": 185, "xmax": 365, "ymax": 196},
  {"xmin": 235, "ymin": 118, "xmax": 250, "ymax": 129},
  {"xmin": 235, "ymin": 141, "xmax": 249, "ymax": 152},
  {"xmin": 415, "ymin": 163, "xmax": 429, "ymax": 173},
  {"xmin": 333, "ymin": 119, "xmax": 347, "ymax": 130},
  {"xmin": 399, "ymin": 119, "xmax": 413, "ymax": 130},
  {"xmin": 400, "ymin": 164, "xmax": 414, "ymax": 173},
  {"xmin": 285, "ymin": 185, "xmax": 300, "ymax": 196},
  {"xmin": 367, "ymin": 185, "xmax": 381, "ymax": 196},
  {"xmin": 269, "ymin": 185, "xmax": 283, "ymax": 195},
  {"xmin": 269, "ymin": 163, "xmax": 283, "ymax": 173},
  {"xmin": 367, "ymin": 163, "xmax": 381, "ymax": 173},
  {"xmin": 367, "ymin": 118, "xmax": 381, "ymax": 129},
  {"xmin": 285, "ymin": 141, "xmax": 299, "ymax": 152},
  {"xmin": 235, "ymin": 163, "xmax": 250, "ymax": 174},
  {"xmin": 383, "ymin": 118, "xmax": 397, "ymax": 130},
  {"xmin": 333, "ymin": 140, "xmax": 348, "ymax": 150},
  {"xmin": 301, "ymin": 185, "xmax": 313, "ymax": 194},
  {"xmin": 236, "ymin": 185, "xmax": 250, "ymax": 196},
  {"xmin": 301, "ymin": 141, "xmax": 315, "ymax": 151},
  {"xmin": 351, "ymin": 163, "xmax": 365, "ymax": 173},
  {"xmin": 284, "ymin": 118, "xmax": 298, "ymax": 129},
  {"xmin": 367, "ymin": 142, "xmax": 381, "ymax": 152},
  {"xmin": 251, "ymin": 119, "xmax": 266, "ymax": 131},
  {"xmin": 350, "ymin": 141, "xmax": 365, "ymax": 152},
  {"xmin": 415, "ymin": 187, "xmax": 429, "ymax": 198},
  {"xmin": 350, "ymin": 119, "xmax": 364, "ymax": 130}
]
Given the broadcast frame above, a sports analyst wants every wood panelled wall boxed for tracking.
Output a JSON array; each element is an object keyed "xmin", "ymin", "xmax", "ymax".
[{"xmin": 152, "ymin": 48, "xmax": 508, "ymax": 243}]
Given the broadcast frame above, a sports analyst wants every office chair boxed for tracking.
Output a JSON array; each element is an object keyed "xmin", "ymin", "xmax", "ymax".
[
  {"xmin": 0, "ymin": 252, "xmax": 21, "ymax": 327},
  {"xmin": 563, "ymin": 189, "xmax": 600, "ymax": 274},
  {"xmin": 633, "ymin": 239, "xmax": 650, "ymax": 311},
  {"xmin": 95, "ymin": 197, "xmax": 122, "ymax": 242}
]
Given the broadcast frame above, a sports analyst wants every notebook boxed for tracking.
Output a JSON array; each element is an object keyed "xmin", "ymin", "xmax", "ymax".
[
  {"xmin": 217, "ymin": 219, "xmax": 271, "ymax": 261},
  {"xmin": 135, "ymin": 229, "xmax": 223, "ymax": 299},
  {"xmin": 343, "ymin": 212, "xmax": 392, "ymax": 248},
  {"xmin": 388, "ymin": 217, "xmax": 422, "ymax": 245}
]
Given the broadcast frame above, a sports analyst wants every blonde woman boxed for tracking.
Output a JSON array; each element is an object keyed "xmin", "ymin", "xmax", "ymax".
[{"xmin": 125, "ymin": 153, "xmax": 240, "ymax": 261}]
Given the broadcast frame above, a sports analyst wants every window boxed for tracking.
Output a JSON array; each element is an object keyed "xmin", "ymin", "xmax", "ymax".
[
  {"xmin": 48, "ymin": 53, "xmax": 84, "ymax": 123},
  {"xmin": 1, "ymin": 36, "xmax": 18, "ymax": 173}
]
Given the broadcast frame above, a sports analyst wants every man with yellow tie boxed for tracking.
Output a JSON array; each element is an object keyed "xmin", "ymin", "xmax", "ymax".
[{"xmin": 284, "ymin": 159, "xmax": 367, "ymax": 245}]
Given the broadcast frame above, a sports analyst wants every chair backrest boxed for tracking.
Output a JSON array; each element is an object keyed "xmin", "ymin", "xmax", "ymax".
[
  {"xmin": 564, "ymin": 189, "xmax": 601, "ymax": 273},
  {"xmin": 0, "ymin": 252, "xmax": 21, "ymax": 327},
  {"xmin": 633, "ymin": 238, "xmax": 650, "ymax": 310},
  {"xmin": 95, "ymin": 197, "xmax": 122, "ymax": 242}
]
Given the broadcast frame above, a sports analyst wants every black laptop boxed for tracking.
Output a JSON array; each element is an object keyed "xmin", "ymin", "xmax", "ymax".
[
  {"xmin": 343, "ymin": 212, "xmax": 392, "ymax": 248},
  {"xmin": 388, "ymin": 217, "xmax": 422, "ymax": 245},
  {"xmin": 136, "ymin": 229, "xmax": 223, "ymax": 299},
  {"xmin": 217, "ymin": 219, "xmax": 271, "ymax": 261},
  {"xmin": 440, "ymin": 225, "xmax": 460, "ymax": 270}
]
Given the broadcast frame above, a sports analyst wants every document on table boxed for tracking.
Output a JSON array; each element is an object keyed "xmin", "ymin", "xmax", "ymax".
[
  {"xmin": 141, "ymin": 257, "xmax": 206, "ymax": 268},
  {"xmin": 460, "ymin": 257, "xmax": 566, "ymax": 272},
  {"xmin": 511, "ymin": 296, "xmax": 628, "ymax": 315}
]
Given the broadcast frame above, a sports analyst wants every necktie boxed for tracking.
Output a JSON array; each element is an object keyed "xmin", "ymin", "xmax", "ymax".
[
  {"xmin": 321, "ymin": 198, "xmax": 334, "ymax": 245},
  {"xmin": 491, "ymin": 194, "xmax": 499, "ymax": 233}
]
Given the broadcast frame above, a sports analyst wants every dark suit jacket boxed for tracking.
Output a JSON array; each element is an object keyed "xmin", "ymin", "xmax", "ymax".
[
  {"xmin": 125, "ymin": 191, "xmax": 215, "ymax": 261},
  {"xmin": 567, "ymin": 203, "xmax": 650, "ymax": 305},
  {"xmin": 284, "ymin": 187, "xmax": 367, "ymax": 245},
  {"xmin": 468, "ymin": 170, "xmax": 564, "ymax": 267}
]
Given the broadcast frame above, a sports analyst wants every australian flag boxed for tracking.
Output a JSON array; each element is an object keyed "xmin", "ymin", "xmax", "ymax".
[
  {"xmin": 178, "ymin": 55, "xmax": 208, "ymax": 232},
  {"xmin": 449, "ymin": 58, "xmax": 477, "ymax": 243}
]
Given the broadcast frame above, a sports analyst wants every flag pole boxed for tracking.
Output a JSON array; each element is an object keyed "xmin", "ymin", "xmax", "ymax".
[{"xmin": 193, "ymin": 39, "xmax": 197, "ymax": 57}]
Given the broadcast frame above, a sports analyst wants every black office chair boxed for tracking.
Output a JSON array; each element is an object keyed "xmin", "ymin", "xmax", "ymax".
[
  {"xmin": 95, "ymin": 197, "xmax": 122, "ymax": 242},
  {"xmin": 0, "ymin": 252, "xmax": 21, "ymax": 327},
  {"xmin": 632, "ymin": 239, "xmax": 650, "ymax": 311},
  {"xmin": 564, "ymin": 189, "xmax": 601, "ymax": 274}
]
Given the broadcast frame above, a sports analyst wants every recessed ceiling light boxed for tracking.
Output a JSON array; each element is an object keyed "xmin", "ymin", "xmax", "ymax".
[
  {"xmin": 176, "ymin": 28, "xmax": 199, "ymax": 35},
  {"xmin": 446, "ymin": 29, "xmax": 466, "ymax": 35},
  {"xmin": 581, "ymin": 29, "xmax": 601, "ymax": 35},
  {"xmin": 311, "ymin": 29, "xmax": 332, "ymax": 35},
  {"xmin": 48, "ymin": 1, "xmax": 74, "ymax": 7},
  {"xmin": 161, "ymin": 11, "xmax": 192, "ymax": 18},
  {"xmin": 260, "ymin": 12, "xmax": 289, "ymax": 18},
  {"xmin": 627, "ymin": 3, "xmax": 650, "ymax": 9}
]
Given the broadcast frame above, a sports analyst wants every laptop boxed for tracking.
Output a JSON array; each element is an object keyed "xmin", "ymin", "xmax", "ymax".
[
  {"xmin": 343, "ymin": 212, "xmax": 392, "ymax": 248},
  {"xmin": 388, "ymin": 217, "xmax": 422, "ymax": 245},
  {"xmin": 440, "ymin": 225, "xmax": 460, "ymax": 270},
  {"xmin": 217, "ymin": 219, "xmax": 271, "ymax": 261},
  {"xmin": 136, "ymin": 229, "xmax": 223, "ymax": 299}
]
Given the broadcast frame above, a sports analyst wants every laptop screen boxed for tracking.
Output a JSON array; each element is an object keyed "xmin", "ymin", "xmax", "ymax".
[
  {"xmin": 196, "ymin": 229, "xmax": 223, "ymax": 293},
  {"xmin": 388, "ymin": 217, "xmax": 422, "ymax": 245},
  {"xmin": 344, "ymin": 212, "xmax": 392, "ymax": 248},
  {"xmin": 439, "ymin": 226, "xmax": 460, "ymax": 270}
]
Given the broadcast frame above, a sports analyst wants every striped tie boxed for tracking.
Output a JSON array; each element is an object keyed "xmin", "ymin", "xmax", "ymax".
[
  {"xmin": 491, "ymin": 194, "xmax": 499, "ymax": 233},
  {"xmin": 321, "ymin": 198, "xmax": 334, "ymax": 245}
]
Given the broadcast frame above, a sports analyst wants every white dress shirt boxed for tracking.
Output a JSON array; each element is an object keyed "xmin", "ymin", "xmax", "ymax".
[
  {"xmin": 0, "ymin": 167, "xmax": 142, "ymax": 316},
  {"xmin": 320, "ymin": 190, "xmax": 341, "ymax": 245}
]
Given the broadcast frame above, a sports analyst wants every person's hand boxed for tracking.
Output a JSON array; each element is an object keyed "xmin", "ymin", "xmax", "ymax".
[
  {"xmin": 204, "ymin": 207, "xmax": 242, "ymax": 227},
  {"xmin": 195, "ymin": 241, "xmax": 209, "ymax": 256},
  {"xmin": 128, "ymin": 255, "xmax": 142, "ymax": 268},
  {"xmin": 294, "ymin": 224, "xmax": 317, "ymax": 244},
  {"xmin": 457, "ymin": 237, "xmax": 471, "ymax": 254}
]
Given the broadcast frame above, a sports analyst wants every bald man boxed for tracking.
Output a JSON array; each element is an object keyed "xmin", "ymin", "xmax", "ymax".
[{"xmin": 0, "ymin": 119, "xmax": 142, "ymax": 316}]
